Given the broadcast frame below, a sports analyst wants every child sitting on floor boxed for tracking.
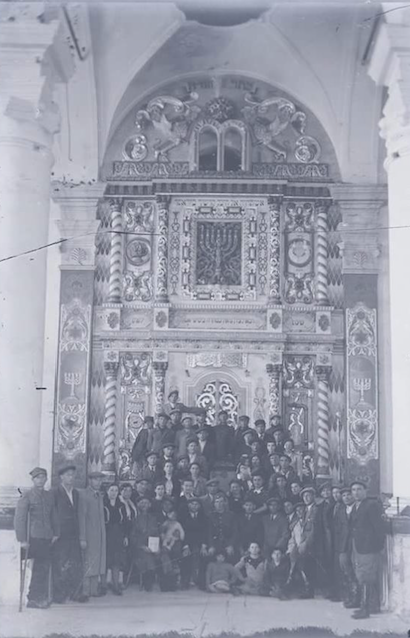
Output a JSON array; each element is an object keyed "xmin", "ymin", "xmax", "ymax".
[
  {"xmin": 206, "ymin": 550, "xmax": 241, "ymax": 593},
  {"xmin": 263, "ymin": 547, "xmax": 290, "ymax": 599},
  {"xmin": 235, "ymin": 542, "xmax": 265, "ymax": 595}
]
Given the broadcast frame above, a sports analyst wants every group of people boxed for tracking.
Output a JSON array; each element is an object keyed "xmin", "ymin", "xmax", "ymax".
[{"xmin": 14, "ymin": 403, "xmax": 386, "ymax": 622}]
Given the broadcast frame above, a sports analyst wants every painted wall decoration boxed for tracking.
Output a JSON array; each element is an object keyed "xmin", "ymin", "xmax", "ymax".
[
  {"xmin": 195, "ymin": 379, "xmax": 240, "ymax": 425},
  {"xmin": 283, "ymin": 356, "xmax": 315, "ymax": 449},
  {"xmin": 53, "ymin": 270, "xmax": 94, "ymax": 485},
  {"xmin": 196, "ymin": 221, "xmax": 242, "ymax": 286},
  {"xmin": 122, "ymin": 199, "xmax": 154, "ymax": 302},
  {"xmin": 344, "ymin": 274, "xmax": 379, "ymax": 493},
  {"xmin": 284, "ymin": 201, "xmax": 315, "ymax": 304}
]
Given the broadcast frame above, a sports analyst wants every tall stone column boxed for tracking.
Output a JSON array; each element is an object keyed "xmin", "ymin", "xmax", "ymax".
[
  {"xmin": 0, "ymin": 6, "xmax": 74, "ymax": 491},
  {"xmin": 266, "ymin": 363, "xmax": 282, "ymax": 419},
  {"xmin": 267, "ymin": 196, "xmax": 281, "ymax": 304},
  {"xmin": 315, "ymin": 201, "xmax": 329, "ymax": 305},
  {"xmin": 316, "ymin": 365, "xmax": 331, "ymax": 478},
  {"xmin": 369, "ymin": 15, "xmax": 410, "ymax": 500},
  {"xmin": 153, "ymin": 361, "xmax": 168, "ymax": 416},
  {"xmin": 103, "ymin": 353, "xmax": 120, "ymax": 480},
  {"xmin": 107, "ymin": 199, "xmax": 124, "ymax": 304},
  {"xmin": 155, "ymin": 195, "xmax": 171, "ymax": 302}
]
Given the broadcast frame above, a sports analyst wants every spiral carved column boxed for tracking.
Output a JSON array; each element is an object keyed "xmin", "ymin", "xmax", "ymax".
[
  {"xmin": 155, "ymin": 195, "xmax": 171, "ymax": 302},
  {"xmin": 153, "ymin": 361, "xmax": 168, "ymax": 416},
  {"xmin": 107, "ymin": 199, "xmax": 123, "ymax": 303},
  {"xmin": 316, "ymin": 365, "xmax": 331, "ymax": 477},
  {"xmin": 315, "ymin": 202, "xmax": 329, "ymax": 305},
  {"xmin": 266, "ymin": 363, "xmax": 282, "ymax": 419},
  {"xmin": 267, "ymin": 196, "xmax": 281, "ymax": 304},
  {"xmin": 102, "ymin": 360, "xmax": 119, "ymax": 477}
]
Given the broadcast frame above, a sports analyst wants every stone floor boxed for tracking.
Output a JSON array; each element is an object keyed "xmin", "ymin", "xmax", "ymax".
[{"xmin": 0, "ymin": 588, "xmax": 409, "ymax": 638}]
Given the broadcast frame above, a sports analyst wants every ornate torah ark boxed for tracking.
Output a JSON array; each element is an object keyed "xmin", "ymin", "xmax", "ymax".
[{"xmin": 52, "ymin": 75, "xmax": 381, "ymax": 493}]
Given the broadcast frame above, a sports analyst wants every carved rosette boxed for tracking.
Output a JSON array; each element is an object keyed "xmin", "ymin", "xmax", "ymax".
[
  {"xmin": 107, "ymin": 200, "xmax": 123, "ymax": 303},
  {"xmin": 316, "ymin": 365, "xmax": 331, "ymax": 477},
  {"xmin": 152, "ymin": 361, "xmax": 168, "ymax": 415},
  {"xmin": 268, "ymin": 197, "xmax": 281, "ymax": 303},
  {"xmin": 155, "ymin": 196, "xmax": 171, "ymax": 302},
  {"xmin": 315, "ymin": 202, "xmax": 329, "ymax": 305},
  {"xmin": 103, "ymin": 358, "xmax": 119, "ymax": 476},
  {"xmin": 266, "ymin": 363, "xmax": 282, "ymax": 418}
]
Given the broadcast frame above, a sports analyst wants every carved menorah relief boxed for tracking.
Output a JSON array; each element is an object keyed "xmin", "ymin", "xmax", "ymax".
[{"xmin": 64, "ymin": 372, "xmax": 82, "ymax": 398}]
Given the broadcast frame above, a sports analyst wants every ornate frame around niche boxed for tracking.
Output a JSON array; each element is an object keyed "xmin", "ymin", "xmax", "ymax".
[
  {"xmin": 169, "ymin": 197, "xmax": 270, "ymax": 301},
  {"xmin": 190, "ymin": 118, "xmax": 249, "ymax": 172}
]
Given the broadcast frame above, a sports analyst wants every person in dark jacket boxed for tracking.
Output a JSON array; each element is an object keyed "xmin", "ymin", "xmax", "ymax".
[
  {"xmin": 180, "ymin": 498, "xmax": 209, "ymax": 589},
  {"xmin": 136, "ymin": 451, "xmax": 164, "ymax": 485},
  {"xmin": 236, "ymin": 496, "xmax": 263, "ymax": 553},
  {"xmin": 52, "ymin": 465, "xmax": 85, "ymax": 603},
  {"xmin": 207, "ymin": 493, "xmax": 238, "ymax": 560},
  {"xmin": 315, "ymin": 482, "xmax": 334, "ymax": 597},
  {"xmin": 262, "ymin": 497, "xmax": 290, "ymax": 555},
  {"xmin": 196, "ymin": 427, "xmax": 216, "ymax": 473},
  {"xmin": 349, "ymin": 480, "xmax": 385, "ymax": 619},
  {"xmin": 333, "ymin": 487, "xmax": 359, "ymax": 608},
  {"xmin": 14, "ymin": 467, "xmax": 59, "ymax": 609},
  {"xmin": 131, "ymin": 416, "xmax": 154, "ymax": 474},
  {"xmin": 213, "ymin": 411, "xmax": 234, "ymax": 462},
  {"xmin": 103, "ymin": 484, "xmax": 128, "ymax": 595},
  {"xmin": 233, "ymin": 415, "xmax": 251, "ymax": 461}
]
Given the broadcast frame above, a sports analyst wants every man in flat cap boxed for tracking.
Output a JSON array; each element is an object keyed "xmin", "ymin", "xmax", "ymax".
[
  {"xmin": 163, "ymin": 389, "xmax": 206, "ymax": 419},
  {"xmin": 262, "ymin": 497, "xmax": 290, "ymax": 555},
  {"xmin": 131, "ymin": 415, "xmax": 154, "ymax": 476},
  {"xmin": 78, "ymin": 471, "xmax": 106, "ymax": 598},
  {"xmin": 51, "ymin": 465, "xmax": 86, "ymax": 603},
  {"xmin": 150, "ymin": 413, "xmax": 175, "ymax": 454},
  {"xmin": 349, "ymin": 480, "xmax": 385, "ymax": 619},
  {"xmin": 14, "ymin": 468, "xmax": 59, "ymax": 608},
  {"xmin": 333, "ymin": 487, "xmax": 359, "ymax": 608}
]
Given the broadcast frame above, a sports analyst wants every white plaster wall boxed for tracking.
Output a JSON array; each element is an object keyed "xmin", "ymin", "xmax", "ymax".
[
  {"xmin": 389, "ymin": 532, "xmax": 410, "ymax": 617},
  {"xmin": 0, "ymin": 530, "xmax": 20, "ymax": 606}
]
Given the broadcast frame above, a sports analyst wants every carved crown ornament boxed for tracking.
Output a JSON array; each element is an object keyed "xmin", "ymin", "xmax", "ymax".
[{"xmin": 118, "ymin": 84, "xmax": 325, "ymax": 177}]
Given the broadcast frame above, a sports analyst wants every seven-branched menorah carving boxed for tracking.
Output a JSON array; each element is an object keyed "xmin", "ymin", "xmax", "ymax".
[
  {"xmin": 353, "ymin": 377, "xmax": 371, "ymax": 404},
  {"xmin": 198, "ymin": 223, "xmax": 241, "ymax": 285},
  {"xmin": 64, "ymin": 372, "xmax": 82, "ymax": 398}
]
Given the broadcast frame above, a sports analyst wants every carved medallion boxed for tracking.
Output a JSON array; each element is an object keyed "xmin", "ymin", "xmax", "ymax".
[{"xmin": 126, "ymin": 238, "xmax": 151, "ymax": 267}]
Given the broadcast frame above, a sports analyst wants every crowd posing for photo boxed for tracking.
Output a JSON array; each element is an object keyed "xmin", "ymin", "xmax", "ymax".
[{"xmin": 14, "ymin": 397, "xmax": 386, "ymax": 621}]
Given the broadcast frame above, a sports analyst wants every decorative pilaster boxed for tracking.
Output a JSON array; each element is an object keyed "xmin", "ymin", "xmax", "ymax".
[
  {"xmin": 266, "ymin": 363, "xmax": 282, "ymax": 419},
  {"xmin": 107, "ymin": 199, "xmax": 123, "ymax": 303},
  {"xmin": 315, "ymin": 201, "xmax": 329, "ymax": 305},
  {"xmin": 103, "ymin": 352, "xmax": 120, "ymax": 478},
  {"xmin": 155, "ymin": 195, "xmax": 171, "ymax": 302},
  {"xmin": 316, "ymin": 365, "xmax": 331, "ymax": 478},
  {"xmin": 267, "ymin": 196, "xmax": 281, "ymax": 304},
  {"xmin": 152, "ymin": 361, "xmax": 168, "ymax": 415}
]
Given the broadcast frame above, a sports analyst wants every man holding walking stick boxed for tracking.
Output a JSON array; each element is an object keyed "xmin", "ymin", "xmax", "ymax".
[{"xmin": 14, "ymin": 467, "xmax": 59, "ymax": 609}]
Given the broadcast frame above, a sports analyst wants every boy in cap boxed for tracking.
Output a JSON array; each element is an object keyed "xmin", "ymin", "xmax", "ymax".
[
  {"xmin": 52, "ymin": 465, "xmax": 86, "ymax": 603},
  {"xmin": 14, "ymin": 467, "xmax": 59, "ymax": 608},
  {"xmin": 199, "ymin": 478, "xmax": 221, "ymax": 516},
  {"xmin": 262, "ymin": 497, "xmax": 290, "ymax": 555},
  {"xmin": 163, "ymin": 389, "xmax": 206, "ymax": 419},
  {"xmin": 78, "ymin": 471, "xmax": 107, "ymax": 598}
]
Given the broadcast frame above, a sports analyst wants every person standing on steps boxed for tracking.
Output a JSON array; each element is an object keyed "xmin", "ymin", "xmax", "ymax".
[{"xmin": 14, "ymin": 467, "xmax": 59, "ymax": 609}]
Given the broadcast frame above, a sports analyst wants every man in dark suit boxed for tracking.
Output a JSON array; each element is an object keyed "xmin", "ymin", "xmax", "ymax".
[
  {"xmin": 180, "ymin": 498, "xmax": 208, "ymax": 589},
  {"xmin": 196, "ymin": 427, "xmax": 215, "ymax": 472},
  {"xmin": 136, "ymin": 451, "xmax": 164, "ymax": 485},
  {"xmin": 349, "ymin": 480, "xmax": 385, "ymax": 619},
  {"xmin": 262, "ymin": 497, "xmax": 290, "ymax": 555},
  {"xmin": 213, "ymin": 411, "xmax": 234, "ymax": 462},
  {"xmin": 207, "ymin": 493, "xmax": 238, "ymax": 560},
  {"xmin": 52, "ymin": 465, "xmax": 86, "ymax": 603},
  {"xmin": 233, "ymin": 415, "xmax": 251, "ymax": 461},
  {"xmin": 131, "ymin": 416, "xmax": 154, "ymax": 474},
  {"xmin": 236, "ymin": 496, "xmax": 263, "ymax": 553},
  {"xmin": 333, "ymin": 487, "xmax": 359, "ymax": 607}
]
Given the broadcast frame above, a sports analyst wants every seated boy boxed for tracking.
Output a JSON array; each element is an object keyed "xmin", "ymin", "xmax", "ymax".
[
  {"xmin": 235, "ymin": 542, "xmax": 265, "ymax": 596},
  {"xmin": 206, "ymin": 550, "xmax": 240, "ymax": 593},
  {"xmin": 263, "ymin": 548, "xmax": 290, "ymax": 599}
]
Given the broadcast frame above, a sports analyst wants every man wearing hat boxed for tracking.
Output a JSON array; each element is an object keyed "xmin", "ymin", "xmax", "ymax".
[
  {"xmin": 150, "ymin": 413, "xmax": 175, "ymax": 454},
  {"xmin": 131, "ymin": 415, "xmax": 154, "ymax": 475},
  {"xmin": 233, "ymin": 415, "xmax": 250, "ymax": 461},
  {"xmin": 175, "ymin": 416, "xmax": 197, "ymax": 458},
  {"xmin": 236, "ymin": 496, "xmax": 263, "ymax": 553},
  {"xmin": 169, "ymin": 408, "xmax": 183, "ymax": 431},
  {"xmin": 14, "ymin": 467, "xmax": 59, "ymax": 608},
  {"xmin": 159, "ymin": 442, "xmax": 176, "ymax": 467},
  {"xmin": 180, "ymin": 498, "xmax": 208, "ymax": 590},
  {"xmin": 349, "ymin": 480, "xmax": 385, "ymax": 619},
  {"xmin": 213, "ymin": 411, "xmax": 234, "ymax": 462},
  {"xmin": 51, "ymin": 465, "xmax": 85, "ymax": 603},
  {"xmin": 199, "ymin": 478, "xmax": 220, "ymax": 516},
  {"xmin": 333, "ymin": 487, "xmax": 359, "ymax": 607},
  {"xmin": 78, "ymin": 471, "xmax": 106, "ymax": 598},
  {"xmin": 315, "ymin": 482, "xmax": 334, "ymax": 597},
  {"xmin": 163, "ymin": 389, "xmax": 206, "ymax": 418},
  {"xmin": 136, "ymin": 451, "xmax": 164, "ymax": 484},
  {"xmin": 262, "ymin": 497, "xmax": 290, "ymax": 555},
  {"xmin": 196, "ymin": 426, "xmax": 215, "ymax": 471}
]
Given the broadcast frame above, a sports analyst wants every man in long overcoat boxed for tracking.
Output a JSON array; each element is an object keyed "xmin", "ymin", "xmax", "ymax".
[
  {"xmin": 14, "ymin": 467, "xmax": 59, "ymax": 608},
  {"xmin": 78, "ymin": 471, "xmax": 106, "ymax": 597},
  {"xmin": 349, "ymin": 480, "xmax": 385, "ymax": 619},
  {"xmin": 52, "ymin": 465, "xmax": 86, "ymax": 603}
]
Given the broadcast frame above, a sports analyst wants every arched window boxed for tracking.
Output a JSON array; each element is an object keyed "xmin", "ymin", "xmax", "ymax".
[
  {"xmin": 198, "ymin": 128, "xmax": 218, "ymax": 171},
  {"xmin": 223, "ymin": 127, "xmax": 243, "ymax": 171}
]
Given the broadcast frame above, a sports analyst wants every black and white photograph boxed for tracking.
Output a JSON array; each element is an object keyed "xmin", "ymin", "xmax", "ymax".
[{"xmin": 0, "ymin": 1, "xmax": 409, "ymax": 637}]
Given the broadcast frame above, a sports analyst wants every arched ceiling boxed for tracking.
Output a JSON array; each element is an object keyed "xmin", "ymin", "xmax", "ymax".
[{"xmin": 59, "ymin": 1, "xmax": 386, "ymax": 184}]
